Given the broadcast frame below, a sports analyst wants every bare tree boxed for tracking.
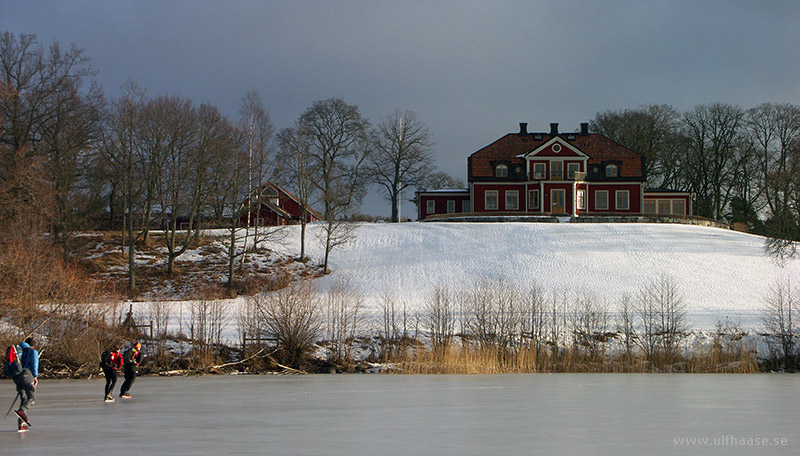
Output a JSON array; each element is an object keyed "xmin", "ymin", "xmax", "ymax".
[
  {"xmin": 238, "ymin": 90, "xmax": 274, "ymax": 265},
  {"xmin": 761, "ymin": 277, "xmax": 798, "ymax": 368},
  {"xmin": 747, "ymin": 103, "xmax": 800, "ymax": 219},
  {"xmin": 148, "ymin": 95, "xmax": 198, "ymax": 274},
  {"xmin": 634, "ymin": 275, "xmax": 687, "ymax": 362},
  {"xmin": 40, "ymin": 78, "xmax": 104, "ymax": 259},
  {"xmin": 0, "ymin": 31, "xmax": 101, "ymax": 256},
  {"xmin": 323, "ymin": 278, "xmax": 365, "ymax": 364},
  {"xmin": 252, "ymin": 280, "xmax": 322, "ymax": 368},
  {"xmin": 615, "ymin": 293, "xmax": 636, "ymax": 362},
  {"xmin": 682, "ymin": 103, "xmax": 747, "ymax": 220},
  {"xmin": 422, "ymin": 284, "xmax": 456, "ymax": 352},
  {"xmin": 100, "ymin": 81, "xmax": 147, "ymax": 293},
  {"xmin": 592, "ymin": 104, "xmax": 683, "ymax": 188},
  {"xmin": 275, "ymin": 124, "xmax": 317, "ymax": 262},
  {"xmin": 521, "ymin": 282, "xmax": 547, "ymax": 357},
  {"xmin": 567, "ymin": 291, "xmax": 609, "ymax": 358},
  {"xmin": 462, "ymin": 278, "xmax": 498, "ymax": 350},
  {"xmin": 378, "ymin": 291, "xmax": 415, "ymax": 361},
  {"xmin": 368, "ymin": 109, "xmax": 434, "ymax": 222},
  {"xmin": 147, "ymin": 298, "xmax": 172, "ymax": 362},
  {"xmin": 0, "ymin": 32, "xmax": 95, "ymax": 160},
  {"xmin": 419, "ymin": 171, "xmax": 464, "ymax": 190},
  {"xmin": 190, "ymin": 294, "xmax": 230, "ymax": 367},
  {"xmin": 298, "ymin": 98, "xmax": 371, "ymax": 272}
]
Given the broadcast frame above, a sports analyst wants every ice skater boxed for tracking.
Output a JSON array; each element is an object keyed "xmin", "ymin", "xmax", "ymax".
[
  {"xmin": 119, "ymin": 342, "xmax": 142, "ymax": 399},
  {"xmin": 12, "ymin": 338, "xmax": 39, "ymax": 432},
  {"xmin": 100, "ymin": 347, "xmax": 123, "ymax": 402}
]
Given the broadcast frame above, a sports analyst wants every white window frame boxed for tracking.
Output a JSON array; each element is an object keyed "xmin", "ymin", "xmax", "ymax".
[
  {"xmin": 533, "ymin": 163, "xmax": 546, "ymax": 180},
  {"xmin": 447, "ymin": 200, "xmax": 455, "ymax": 213},
  {"xmin": 506, "ymin": 190, "xmax": 519, "ymax": 210},
  {"xmin": 567, "ymin": 163, "xmax": 581, "ymax": 180},
  {"xmin": 462, "ymin": 200, "xmax": 470, "ymax": 213},
  {"xmin": 616, "ymin": 190, "xmax": 630, "ymax": 210},
  {"xmin": 485, "ymin": 190, "xmax": 498, "ymax": 210},
  {"xmin": 426, "ymin": 200, "xmax": 435, "ymax": 214},
  {"xmin": 577, "ymin": 189, "xmax": 586, "ymax": 210},
  {"xmin": 528, "ymin": 189, "xmax": 540, "ymax": 210},
  {"xmin": 606, "ymin": 164, "xmax": 618, "ymax": 177},
  {"xmin": 595, "ymin": 190, "xmax": 609, "ymax": 210}
]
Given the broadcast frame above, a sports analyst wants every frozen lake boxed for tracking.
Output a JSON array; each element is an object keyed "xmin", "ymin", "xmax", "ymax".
[{"xmin": 2, "ymin": 374, "xmax": 797, "ymax": 455}]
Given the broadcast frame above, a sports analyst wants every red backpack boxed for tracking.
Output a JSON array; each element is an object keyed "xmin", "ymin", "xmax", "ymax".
[{"xmin": 3, "ymin": 344, "xmax": 23, "ymax": 378}]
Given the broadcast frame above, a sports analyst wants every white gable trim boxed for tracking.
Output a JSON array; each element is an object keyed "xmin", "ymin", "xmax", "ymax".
[{"xmin": 517, "ymin": 137, "xmax": 590, "ymax": 159}]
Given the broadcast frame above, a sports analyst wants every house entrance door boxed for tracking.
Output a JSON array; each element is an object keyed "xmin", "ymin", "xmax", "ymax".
[{"xmin": 551, "ymin": 189, "xmax": 565, "ymax": 215}]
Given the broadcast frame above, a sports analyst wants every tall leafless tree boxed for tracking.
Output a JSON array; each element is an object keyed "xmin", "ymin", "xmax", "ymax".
[
  {"xmin": 100, "ymin": 81, "xmax": 147, "ymax": 293},
  {"xmin": 761, "ymin": 277, "xmax": 798, "ymax": 368},
  {"xmin": 151, "ymin": 95, "xmax": 199, "ymax": 275},
  {"xmin": 747, "ymin": 103, "xmax": 800, "ymax": 245},
  {"xmin": 682, "ymin": 103, "xmax": 747, "ymax": 220},
  {"xmin": 634, "ymin": 275, "xmax": 687, "ymax": 361},
  {"xmin": 0, "ymin": 31, "xmax": 100, "ymax": 252},
  {"xmin": 275, "ymin": 123, "xmax": 317, "ymax": 262},
  {"xmin": 298, "ymin": 98, "xmax": 371, "ymax": 272},
  {"xmin": 368, "ymin": 109, "xmax": 434, "ymax": 222},
  {"xmin": 238, "ymin": 90, "xmax": 274, "ymax": 264},
  {"xmin": 422, "ymin": 284, "xmax": 456, "ymax": 352},
  {"xmin": 592, "ymin": 104, "xmax": 683, "ymax": 188}
]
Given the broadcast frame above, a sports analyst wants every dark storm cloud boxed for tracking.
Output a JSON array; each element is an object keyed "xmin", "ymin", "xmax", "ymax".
[{"xmin": 2, "ymin": 0, "xmax": 799, "ymax": 216}]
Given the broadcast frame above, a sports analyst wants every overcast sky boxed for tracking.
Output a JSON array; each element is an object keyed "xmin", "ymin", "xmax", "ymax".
[{"xmin": 2, "ymin": 1, "xmax": 799, "ymax": 217}]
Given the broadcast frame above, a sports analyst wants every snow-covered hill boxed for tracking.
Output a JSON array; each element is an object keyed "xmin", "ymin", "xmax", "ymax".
[{"xmin": 272, "ymin": 222, "xmax": 798, "ymax": 329}]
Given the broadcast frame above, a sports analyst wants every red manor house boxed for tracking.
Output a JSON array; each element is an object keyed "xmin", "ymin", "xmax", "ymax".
[{"xmin": 417, "ymin": 122, "xmax": 692, "ymax": 220}]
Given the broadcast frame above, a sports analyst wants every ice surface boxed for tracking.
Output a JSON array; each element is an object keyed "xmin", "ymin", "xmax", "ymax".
[{"xmin": 2, "ymin": 374, "xmax": 798, "ymax": 455}]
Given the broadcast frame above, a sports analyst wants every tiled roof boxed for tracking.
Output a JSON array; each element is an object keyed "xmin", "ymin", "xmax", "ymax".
[{"xmin": 469, "ymin": 131, "xmax": 644, "ymax": 180}]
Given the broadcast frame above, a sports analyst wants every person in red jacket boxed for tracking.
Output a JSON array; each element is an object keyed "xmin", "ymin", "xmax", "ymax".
[{"xmin": 100, "ymin": 347, "xmax": 123, "ymax": 402}]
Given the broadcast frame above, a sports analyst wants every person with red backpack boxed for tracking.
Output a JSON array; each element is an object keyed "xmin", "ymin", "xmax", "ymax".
[
  {"xmin": 5, "ymin": 338, "xmax": 39, "ymax": 432},
  {"xmin": 119, "ymin": 342, "xmax": 142, "ymax": 399},
  {"xmin": 100, "ymin": 347, "xmax": 123, "ymax": 402}
]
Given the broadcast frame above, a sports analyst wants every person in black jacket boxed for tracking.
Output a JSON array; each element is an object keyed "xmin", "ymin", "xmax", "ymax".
[
  {"xmin": 119, "ymin": 342, "xmax": 142, "ymax": 399},
  {"xmin": 100, "ymin": 348, "xmax": 123, "ymax": 402}
]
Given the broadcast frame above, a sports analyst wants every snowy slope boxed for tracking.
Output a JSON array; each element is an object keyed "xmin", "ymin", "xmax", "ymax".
[{"xmin": 273, "ymin": 222, "xmax": 798, "ymax": 323}]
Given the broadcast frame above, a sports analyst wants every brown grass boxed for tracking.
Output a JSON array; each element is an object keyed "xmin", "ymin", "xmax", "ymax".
[{"xmin": 384, "ymin": 343, "xmax": 759, "ymax": 374}]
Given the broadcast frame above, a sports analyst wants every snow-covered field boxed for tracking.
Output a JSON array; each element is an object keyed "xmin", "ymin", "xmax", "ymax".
[
  {"xmin": 132, "ymin": 221, "xmax": 799, "ymax": 339},
  {"xmin": 282, "ymin": 222, "xmax": 796, "ymax": 313}
]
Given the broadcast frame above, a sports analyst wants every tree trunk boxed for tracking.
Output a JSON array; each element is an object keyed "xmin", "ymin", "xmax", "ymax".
[
  {"xmin": 127, "ymin": 216, "xmax": 136, "ymax": 293},
  {"xmin": 390, "ymin": 191, "xmax": 399, "ymax": 223},
  {"xmin": 300, "ymin": 213, "xmax": 307, "ymax": 262}
]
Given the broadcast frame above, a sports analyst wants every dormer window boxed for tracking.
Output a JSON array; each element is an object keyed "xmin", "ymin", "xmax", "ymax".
[
  {"xmin": 495, "ymin": 164, "xmax": 508, "ymax": 178},
  {"xmin": 605, "ymin": 164, "xmax": 618, "ymax": 178}
]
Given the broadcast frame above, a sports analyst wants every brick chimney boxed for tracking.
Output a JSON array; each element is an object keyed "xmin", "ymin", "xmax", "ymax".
[
  {"xmin": 518, "ymin": 122, "xmax": 528, "ymax": 135},
  {"xmin": 549, "ymin": 123, "xmax": 559, "ymax": 137},
  {"xmin": 580, "ymin": 122, "xmax": 589, "ymax": 136}
]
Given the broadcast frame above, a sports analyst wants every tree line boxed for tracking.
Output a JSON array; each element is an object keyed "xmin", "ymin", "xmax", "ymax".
[
  {"xmin": 591, "ymin": 103, "xmax": 800, "ymax": 250},
  {"xmin": 0, "ymin": 31, "xmax": 451, "ymax": 292}
]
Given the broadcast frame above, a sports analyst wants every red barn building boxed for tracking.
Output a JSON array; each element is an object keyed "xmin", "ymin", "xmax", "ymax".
[
  {"xmin": 417, "ymin": 122, "xmax": 693, "ymax": 220},
  {"xmin": 240, "ymin": 182, "xmax": 322, "ymax": 227}
]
